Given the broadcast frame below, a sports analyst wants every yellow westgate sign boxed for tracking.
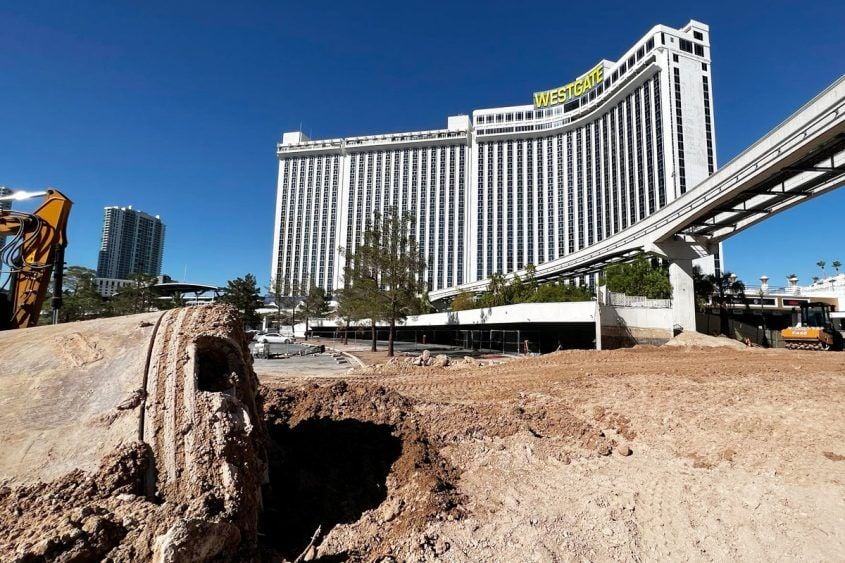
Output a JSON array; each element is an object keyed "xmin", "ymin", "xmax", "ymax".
[{"xmin": 533, "ymin": 64, "xmax": 604, "ymax": 109}]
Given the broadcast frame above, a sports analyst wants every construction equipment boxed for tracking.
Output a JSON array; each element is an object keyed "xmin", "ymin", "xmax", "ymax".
[
  {"xmin": 0, "ymin": 189, "xmax": 72, "ymax": 330},
  {"xmin": 781, "ymin": 301, "xmax": 844, "ymax": 350}
]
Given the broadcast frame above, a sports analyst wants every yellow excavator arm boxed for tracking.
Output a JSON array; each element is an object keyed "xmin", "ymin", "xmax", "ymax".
[{"xmin": 0, "ymin": 190, "xmax": 73, "ymax": 329}]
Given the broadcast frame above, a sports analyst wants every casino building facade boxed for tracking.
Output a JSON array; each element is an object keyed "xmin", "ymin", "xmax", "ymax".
[{"xmin": 273, "ymin": 20, "xmax": 718, "ymax": 296}]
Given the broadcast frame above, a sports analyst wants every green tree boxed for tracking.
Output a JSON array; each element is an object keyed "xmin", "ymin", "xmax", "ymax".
[
  {"xmin": 526, "ymin": 282, "xmax": 592, "ymax": 303},
  {"xmin": 603, "ymin": 255, "xmax": 672, "ymax": 299},
  {"xmin": 451, "ymin": 290, "xmax": 476, "ymax": 311},
  {"xmin": 817, "ymin": 260, "xmax": 827, "ymax": 277},
  {"xmin": 267, "ymin": 276, "xmax": 286, "ymax": 332},
  {"xmin": 219, "ymin": 274, "xmax": 261, "ymax": 328},
  {"xmin": 833, "ymin": 260, "xmax": 842, "ymax": 274},
  {"xmin": 301, "ymin": 283, "xmax": 329, "ymax": 339},
  {"xmin": 692, "ymin": 266, "xmax": 715, "ymax": 311},
  {"xmin": 58, "ymin": 266, "xmax": 107, "ymax": 322},
  {"xmin": 477, "ymin": 272, "xmax": 508, "ymax": 308},
  {"xmin": 341, "ymin": 208, "xmax": 426, "ymax": 356},
  {"xmin": 706, "ymin": 271, "xmax": 746, "ymax": 336},
  {"xmin": 337, "ymin": 255, "xmax": 387, "ymax": 351},
  {"xmin": 155, "ymin": 291, "xmax": 185, "ymax": 310},
  {"xmin": 110, "ymin": 273, "xmax": 158, "ymax": 316}
]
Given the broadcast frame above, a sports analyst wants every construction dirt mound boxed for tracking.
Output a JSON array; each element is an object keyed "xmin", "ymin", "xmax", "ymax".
[
  {"xmin": 258, "ymin": 381, "xmax": 463, "ymax": 561},
  {"xmin": 0, "ymin": 305, "xmax": 269, "ymax": 562},
  {"xmin": 663, "ymin": 329, "xmax": 748, "ymax": 349}
]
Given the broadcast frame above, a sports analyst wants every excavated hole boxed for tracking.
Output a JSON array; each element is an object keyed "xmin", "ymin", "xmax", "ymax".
[
  {"xmin": 194, "ymin": 336, "xmax": 243, "ymax": 393},
  {"xmin": 260, "ymin": 417, "xmax": 402, "ymax": 559}
]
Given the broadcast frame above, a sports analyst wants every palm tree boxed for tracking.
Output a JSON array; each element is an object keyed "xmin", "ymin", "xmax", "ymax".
[
  {"xmin": 817, "ymin": 260, "xmax": 827, "ymax": 277},
  {"xmin": 833, "ymin": 260, "xmax": 842, "ymax": 274},
  {"xmin": 707, "ymin": 271, "xmax": 745, "ymax": 336}
]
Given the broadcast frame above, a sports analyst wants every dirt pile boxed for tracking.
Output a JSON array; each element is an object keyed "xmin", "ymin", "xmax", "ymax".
[
  {"xmin": 0, "ymin": 305, "xmax": 270, "ymax": 562},
  {"xmin": 0, "ymin": 442, "xmax": 249, "ymax": 562},
  {"xmin": 258, "ymin": 382, "xmax": 463, "ymax": 561},
  {"xmin": 663, "ymin": 330, "xmax": 747, "ymax": 349}
]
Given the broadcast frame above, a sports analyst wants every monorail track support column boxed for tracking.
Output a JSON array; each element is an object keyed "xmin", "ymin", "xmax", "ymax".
[
  {"xmin": 649, "ymin": 240, "xmax": 708, "ymax": 334},
  {"xmin": 668, "ymin": 257, "xmax": 696, "ymax": 333}
]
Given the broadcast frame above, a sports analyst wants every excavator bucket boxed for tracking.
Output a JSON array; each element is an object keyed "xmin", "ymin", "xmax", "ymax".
[{"xmin": 0, "ymin": 304, "xmax": 268, "ymax": 561}]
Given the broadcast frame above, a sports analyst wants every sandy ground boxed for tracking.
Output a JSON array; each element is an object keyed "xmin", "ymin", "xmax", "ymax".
[{"xmin": 258, "ymin": 341, "xmax": 845, "ymax": 562}]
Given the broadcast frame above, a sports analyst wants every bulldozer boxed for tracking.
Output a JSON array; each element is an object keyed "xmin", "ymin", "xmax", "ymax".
[{"xmin": 781, "ymin": 301, "xmax": 843, "ymax": 351}]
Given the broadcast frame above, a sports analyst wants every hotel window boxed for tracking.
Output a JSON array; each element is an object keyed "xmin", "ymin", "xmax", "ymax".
[
  {"xmin": 537, "ymin": 139, "xmax": 545, "ymax": 262},
  {"xmin": 457, "ymin": 145, "xmax": 465, "ymax": 285},
  {"xmin": 693, "ymin": 30, "xmax": 703, "ymax": 40},
  {"xmin": 694, "ymin": 43, "xmax": 704, "ymax": 57},
  {"xmin": 679, "ymin": 39, "xmax": 693, "ymax": 53},
  {"xmin": 584, "ymin": 126, "xmax": 593, "ymax": 247},
  {"xmin": 487, "ymin": 144, "xmax": 494, "ymax": 276},
  {"xmin": 644, "ymin": 83, "xmax": 656, "ymax": 214},
  {"xmin": 496, "ymin": 143, "xmax": 503, "ymax": 274},
  {"xmin": 635, "ymin": 89, "xmax": 646, "ymax": 221},
  {"xmin": 566, "ymin": 131, "xmax": 574, "ymax": 254},
  {"xmin": 506, "ymin": 141, "xmax": 514, "ymax": 272},
  {"xmin": 674, "ymin": 67, "xmax": 687, "ymax": 193},
  {"xmin": 610, "ymin": 111, "xmax": 619, "ymax": 233},
  {"xmin": 703, "ymin": 75, "xmax": 715, "ymax": 174},
  {"xmin": 617, "ymin": 105, "xmax": 629, "ymax": 230},
  {"xmin": 593, "ymin": 121, "xmax": 603, "ymax": 242},
  {"xmin": 526, "ymin": 140, "xmax": 534, "ymax": 264},
  {"xmin": 547, "ymin": 138, "xmax": 554, "ymax": 259},
  {"xmin": 477, "ymin": 143, "xmax": 484, "ymax": 279},
  {"xmin": 602, "ymin": 114, "xmax": 612, "ymax": 235},
  {"xmin": 516, "ymin": 141, "xmax": 524, "ymax": 269},
  {"xmin": 653, "ymin": 76, "xmax": 666, "ymax": 208}
]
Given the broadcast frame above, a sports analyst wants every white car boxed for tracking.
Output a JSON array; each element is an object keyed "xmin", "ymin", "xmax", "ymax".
[{"xmin": 256, "ymin": 333, "xmax": 294, "ymax": 344}]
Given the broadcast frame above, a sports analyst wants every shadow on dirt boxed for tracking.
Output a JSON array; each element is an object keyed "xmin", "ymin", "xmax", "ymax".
[{"xmin": 260, "ymin": 418, "xmax": 402, "ymax": 560}]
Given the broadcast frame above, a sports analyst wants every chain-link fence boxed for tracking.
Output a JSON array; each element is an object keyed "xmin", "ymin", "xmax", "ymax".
[{"xmin": 319, "ymin": 327, "xmax": 546, "ymax": 355}]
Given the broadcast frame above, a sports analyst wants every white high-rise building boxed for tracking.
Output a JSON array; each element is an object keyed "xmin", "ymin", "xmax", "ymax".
[
  {"xmin": 273, "ymin": 20, "xmax": 718, "ymax": 296},
  {"xmin": 96, "ymin": 206, "xmax": 166, "ymax": 280}
]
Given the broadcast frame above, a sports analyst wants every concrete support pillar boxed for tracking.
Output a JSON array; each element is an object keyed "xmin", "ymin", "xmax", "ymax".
[
  {"xmin": 648, "ymin": 239, "xmax": 711, "ymax": 334},
  {"xmin": 669, "ymin": 258, "xmax": 696, "ymax": 332}
]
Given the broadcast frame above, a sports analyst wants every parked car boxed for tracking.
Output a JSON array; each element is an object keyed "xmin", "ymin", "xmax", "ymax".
[{"xmin": 256, "ymin": 333, "xmax": 294, "ymax": 344}]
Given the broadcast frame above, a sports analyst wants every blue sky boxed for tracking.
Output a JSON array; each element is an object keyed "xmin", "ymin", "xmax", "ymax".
[{"xmin": 2, "ymin": 1, "xmax": 843, "ymax": 289}]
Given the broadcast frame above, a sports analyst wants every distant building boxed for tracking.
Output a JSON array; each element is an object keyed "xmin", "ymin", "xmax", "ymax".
[
  {"xmin": 94, "ymin": 274, "xmax": 172, "ymax": 298},
  {"xmin": 96, "ymin": 206, "xmax": 166, "ymax": 280}
]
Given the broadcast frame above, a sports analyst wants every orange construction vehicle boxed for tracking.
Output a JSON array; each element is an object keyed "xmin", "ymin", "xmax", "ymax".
[
  {"xmin": 781, "ymin": 301, "xmax": 843, "ymax": 351},
  {"xmin": 0, "ymin": 189, "xmax": 73, "ymax": 329}
]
